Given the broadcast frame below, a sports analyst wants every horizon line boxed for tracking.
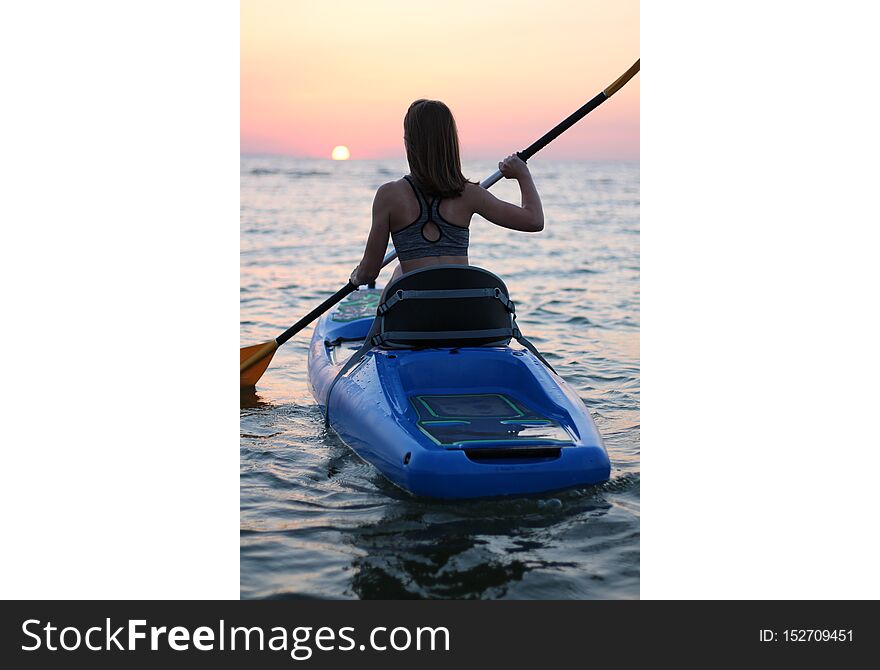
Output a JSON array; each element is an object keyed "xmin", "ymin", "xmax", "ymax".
[{"xmin": 240, "ymin": 152, "xmax": 640, "ymax": 162}]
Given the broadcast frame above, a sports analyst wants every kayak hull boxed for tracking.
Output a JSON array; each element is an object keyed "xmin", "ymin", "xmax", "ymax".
[{"xmin": 307, "ymin": 289, "xmax": 610, "ymax": 499}]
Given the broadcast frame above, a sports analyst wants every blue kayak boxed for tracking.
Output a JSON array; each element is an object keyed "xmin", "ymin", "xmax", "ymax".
[{"xmin": 307, "ymin": 266, "xmax": 610, "ymax": 499}]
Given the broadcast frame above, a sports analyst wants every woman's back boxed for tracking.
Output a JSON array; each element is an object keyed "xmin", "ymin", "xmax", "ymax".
[
  {"xmin": 388, "ymin": 176, "xmax": 471, "ymax": 272},
  {"xmin": 388, "ymin": 177, "xmax": 473, "ymax": 232}
]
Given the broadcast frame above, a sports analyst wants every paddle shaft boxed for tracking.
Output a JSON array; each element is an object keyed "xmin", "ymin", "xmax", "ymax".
[
  {"xmin": 481, "ymin": 59, "xmax": 640, "ymax": 189},
  {"xmin": 275, "ymin": 282, "xmax": 358, "ymax": 346},
  {"xmin": 272, "ymin": 60, "xmax": 639, "ymax": 346}
]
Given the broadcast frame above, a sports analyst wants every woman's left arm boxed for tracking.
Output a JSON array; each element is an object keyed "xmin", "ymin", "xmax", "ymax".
[{"xmin": 350, "ymin": 184, "xmax": 392, "ymax": 285}]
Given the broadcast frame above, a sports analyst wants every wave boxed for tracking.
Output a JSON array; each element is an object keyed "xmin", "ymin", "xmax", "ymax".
[{"xmin": 248, "ymin": 168, "xmax": 332, "ymax": 178}]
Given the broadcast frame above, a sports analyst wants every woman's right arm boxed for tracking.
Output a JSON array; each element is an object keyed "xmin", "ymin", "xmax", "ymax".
[
  {"xmin": 349, "ymin": 183, "xmax": 392, "ymax": 285},
  {"xmin": 471, "ymin": 154, "xmax": 544, "ymax": 232}
]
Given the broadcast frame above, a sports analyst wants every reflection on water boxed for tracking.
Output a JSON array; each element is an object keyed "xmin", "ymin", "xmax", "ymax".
[
  {"xmin": 345, "ymin": 487, "xmax": 631, "ymax": 600},
  {"xmin": 241, "ymin": 157, "xmax": 639, "ymax": 599}
]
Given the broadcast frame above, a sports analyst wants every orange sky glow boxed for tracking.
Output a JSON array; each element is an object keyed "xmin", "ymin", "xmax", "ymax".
[{"xmin": 242, "ymin": 0, "xmax": 639, "ymax": 160}]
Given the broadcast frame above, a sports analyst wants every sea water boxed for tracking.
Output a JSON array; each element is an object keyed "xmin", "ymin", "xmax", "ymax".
[{"xmin": 240, "ymin": 156, "xmax": 639, "ymax": 599}]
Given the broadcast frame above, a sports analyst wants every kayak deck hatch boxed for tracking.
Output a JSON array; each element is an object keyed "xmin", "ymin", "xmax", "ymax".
[{"xmin": 411, "ymin": 393, "xmax": 574, "ymax": 449}]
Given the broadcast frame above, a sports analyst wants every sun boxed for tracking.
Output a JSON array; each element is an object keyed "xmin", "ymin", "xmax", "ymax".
[{"xmin": 331, "ymin": 145, "xmax": 350, "ymax": 160}]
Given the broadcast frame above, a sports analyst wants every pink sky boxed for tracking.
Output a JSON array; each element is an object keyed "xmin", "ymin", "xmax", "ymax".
[{"xmin": 242, "ymin": 1, "xmax": 639, "ymax": 160}]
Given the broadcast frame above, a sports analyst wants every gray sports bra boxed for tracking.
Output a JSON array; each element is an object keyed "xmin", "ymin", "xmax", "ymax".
[{"xmin": 390, "ymin": 176, "xmax": 469, "ymax": 261}]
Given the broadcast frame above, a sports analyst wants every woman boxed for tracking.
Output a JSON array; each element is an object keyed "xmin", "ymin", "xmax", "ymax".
[{"xmin": 349, "ymin": 99, "xmax": 544, "ymax": 287}]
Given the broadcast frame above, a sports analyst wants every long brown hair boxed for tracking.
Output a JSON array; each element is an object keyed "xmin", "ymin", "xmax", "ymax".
[{"xmin": 403, "ymin": 99, "xmax": 471, "ymax": 198}]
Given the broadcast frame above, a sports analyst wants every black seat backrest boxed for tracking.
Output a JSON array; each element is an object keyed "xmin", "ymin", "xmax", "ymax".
[{"xmin": 375, "ymin": 265, "xmax": 516, "ymax": 349}]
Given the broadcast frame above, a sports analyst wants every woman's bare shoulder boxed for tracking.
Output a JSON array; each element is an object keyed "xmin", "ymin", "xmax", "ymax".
[
  {"xmin": 462, "ymin": 181, "xmax": 490, "ymax": 204},
  {"xmin": 377, "ymin": 178, "xmax": 410, "ymax": 196},
  {"xmin": 374, "ymin": 179, "xmax": 405, "ymax": 203},
  {"xmin": 374, "ymin": 180, "xmax": 415, "ymax": 217}
]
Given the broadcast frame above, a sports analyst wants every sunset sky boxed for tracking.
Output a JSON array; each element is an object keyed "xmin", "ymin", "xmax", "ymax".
[{"xmin": 241, "ymin": 0, "xmax": 639, "ymax": 160}]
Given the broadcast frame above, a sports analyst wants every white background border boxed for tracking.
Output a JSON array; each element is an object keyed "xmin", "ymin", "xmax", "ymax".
[
  {"xmin": 641, "ymin": 1, "xmax": 879, "ymax": 597},
  {"xmin": 1, "ymin": 1, "xmax": 878, "ymax": 599},
  {"xmin": 1, "ymin": 1, "xmax": 240, "ymax": 598}
]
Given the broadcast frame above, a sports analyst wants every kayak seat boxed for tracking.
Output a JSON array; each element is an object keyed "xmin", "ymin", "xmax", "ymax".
[
  {"xmin": 373, "ymin": 265, "xmax": 517, "ymax": 349},
  {"xmin": 324, "ymin": 266, "xmax": 554, "ymax": 427}
]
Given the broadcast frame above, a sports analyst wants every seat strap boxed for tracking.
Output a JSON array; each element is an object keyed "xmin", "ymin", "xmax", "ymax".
[
  {"xmin": 513, "ymin": 333, "xmax": 556, "ymax": 373},
  {"xmin": 377, "ymin": 287, "xmax": 514, "ymax": 315},
  {"xmin": 511, "ymin": 317, "xmax": 556, "ymax": 373},
  {"xmin": 372, "ymin": 327, "xmax": 515, "ymax": 347},
  {"xmin": 324, "ymin": 335, "xmax": 371, "ymax": 347}
]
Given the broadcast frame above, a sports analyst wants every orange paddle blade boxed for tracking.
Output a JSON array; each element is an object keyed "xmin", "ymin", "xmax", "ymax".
[{"xmin": 240, "ymin": 340, "xmax": 279, "ymax": 387}]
